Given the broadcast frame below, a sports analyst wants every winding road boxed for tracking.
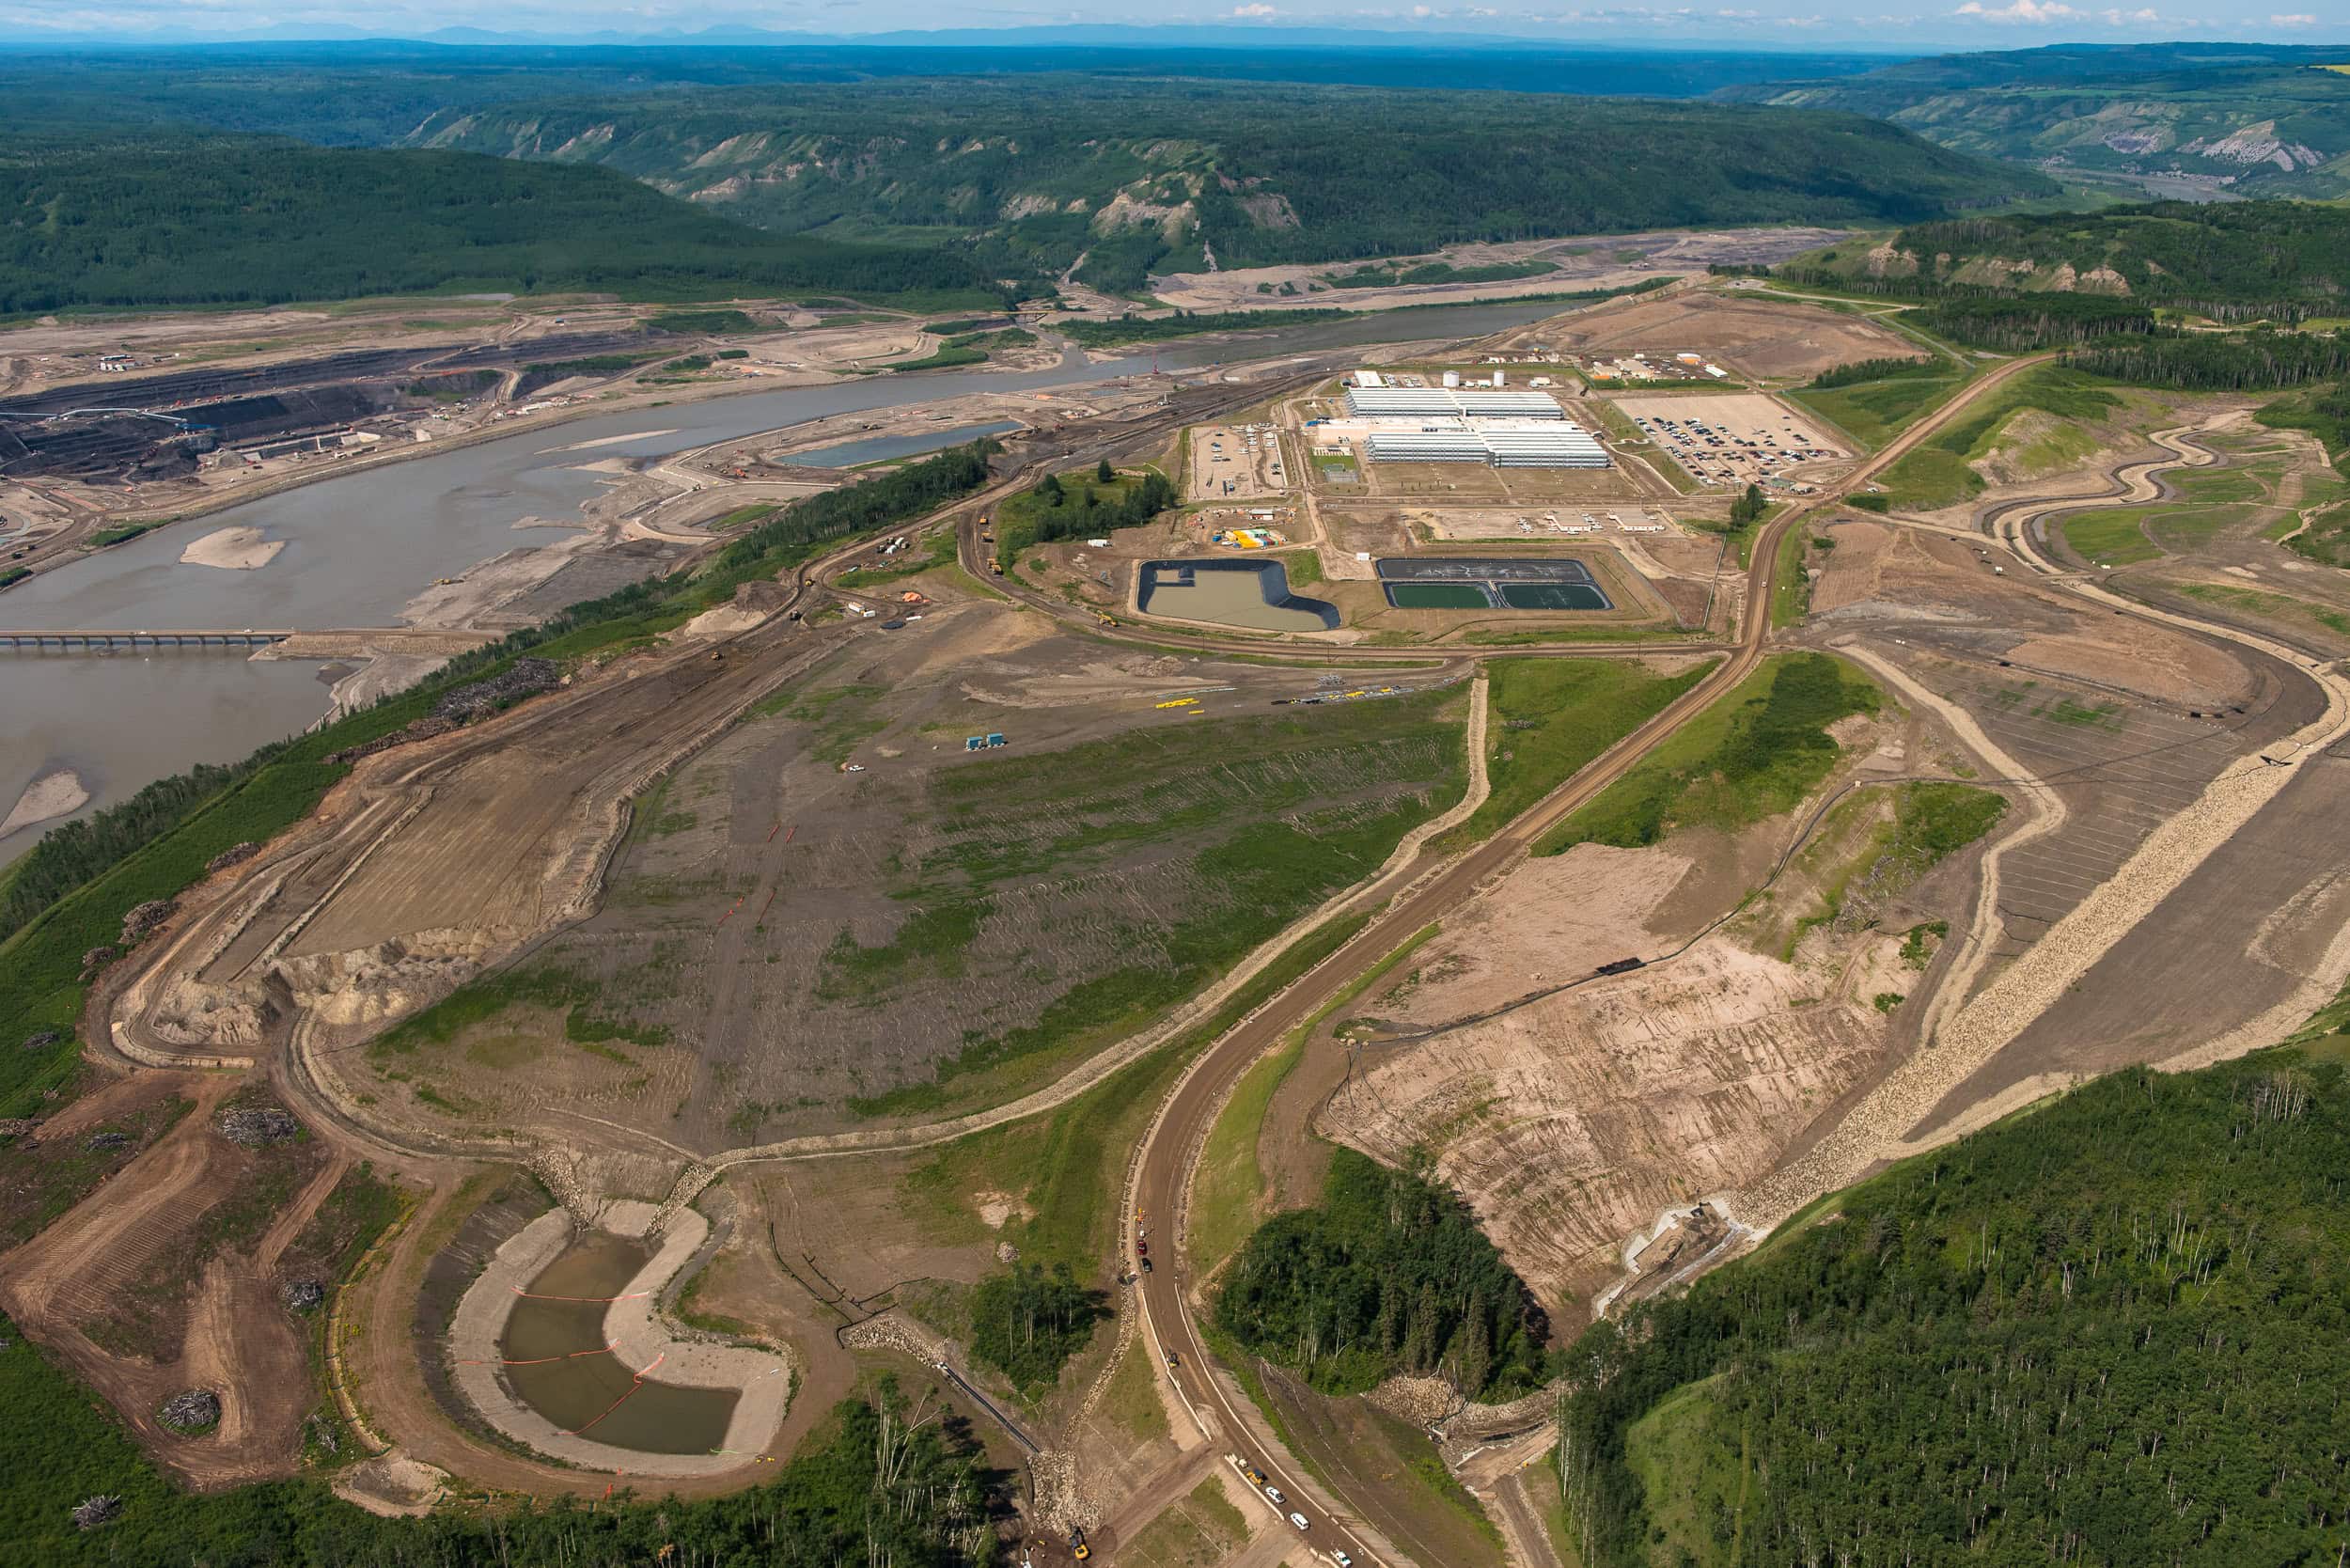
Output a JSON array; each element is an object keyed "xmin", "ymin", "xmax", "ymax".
[
  {"xmin": 79, "ymin": 330, "xmax": 2063, "ymax": 1534},
  {"xmin": 1116, "ymin": 353, "xmax": 2057, "ymax": 1566}
]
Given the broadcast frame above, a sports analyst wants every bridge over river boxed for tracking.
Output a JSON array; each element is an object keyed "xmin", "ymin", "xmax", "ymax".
[{"xmin": 0, "ymin": 627, "xmax": 500, "ymax": 656}]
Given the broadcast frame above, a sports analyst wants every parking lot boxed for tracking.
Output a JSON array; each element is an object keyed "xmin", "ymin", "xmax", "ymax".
[{"xmin": 1606, "ymin": 391, "xmax": 1845, "ymax": 489}]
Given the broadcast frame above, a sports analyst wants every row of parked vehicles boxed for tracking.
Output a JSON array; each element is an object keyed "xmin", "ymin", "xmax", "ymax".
[{"xmin": 1226, "ymin": 1452, "xmax": 1361, "ymax": 1563}]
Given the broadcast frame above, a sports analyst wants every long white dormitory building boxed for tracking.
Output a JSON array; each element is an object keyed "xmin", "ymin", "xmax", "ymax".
[
  {"xmin": 1344, "ymin": 386, "xmax": 1565, "ymax": 420},
  {"xmin": 1359, "ymin": 419, "xmax": 1609, "ymax": 467},
  {"xmin": 1332, "ymin": 384, "xmax": 1609, "ymax": 467}
]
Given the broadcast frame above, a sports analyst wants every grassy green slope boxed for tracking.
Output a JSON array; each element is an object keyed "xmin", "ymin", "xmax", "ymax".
[{"xmin": 1532, "ymin": 651, "xmax": 1878, "ymax": 855}]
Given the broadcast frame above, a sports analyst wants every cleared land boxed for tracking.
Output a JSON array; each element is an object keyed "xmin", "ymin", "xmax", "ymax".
[
  {"xmin": 340, "ymin": 600, "xmax": 1468, "ymax": 1151},
  {"xmin": 1186, "ymin": 423, "xmax": 1289, "ymax": 503},
  {"xmin": 1512, "ymin": 290, "xmax": 1929, "ymax": 382}
]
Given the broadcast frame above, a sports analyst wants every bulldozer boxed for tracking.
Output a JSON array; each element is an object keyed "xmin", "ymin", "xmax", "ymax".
[{"xmin": 1095, "ymin": 612, "xmax": 1118, "ymax": 628}]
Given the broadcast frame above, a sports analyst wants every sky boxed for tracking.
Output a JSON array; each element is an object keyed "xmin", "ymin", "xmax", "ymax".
[{"xmin": 0, "ymin": 0, "xmax": 2341, "ymax": 48}]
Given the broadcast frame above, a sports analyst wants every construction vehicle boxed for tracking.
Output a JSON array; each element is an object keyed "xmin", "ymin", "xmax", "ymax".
[
  {"xmin": 1095, "ymin": 612, "xmax": 1118, "ymax": 627},
  {"xmin": 1071, "ymin": 1526, "xmax": 1090, "ymax": 1560},
  {"xmin": 990, "ymin": 558, "xmax": 1005, "ymax": 576}
]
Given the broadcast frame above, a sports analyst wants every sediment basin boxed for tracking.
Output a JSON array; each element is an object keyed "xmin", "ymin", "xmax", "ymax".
[
  {"xmin": 1137, "ymin": 557, "xmax": 1340, "ymax": 633},
  {"xmin": 451, "ymin": 1205, "xmax": 791, "ymax": 1474},
  {"xmin": 500, "ymin": 1231, "xmax": 739, "ymax": 1455}
]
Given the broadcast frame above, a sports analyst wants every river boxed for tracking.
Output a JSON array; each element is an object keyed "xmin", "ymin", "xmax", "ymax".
[{"xmin": 0, "ymin": 300, "xmax": 1568, "ymax": 865}]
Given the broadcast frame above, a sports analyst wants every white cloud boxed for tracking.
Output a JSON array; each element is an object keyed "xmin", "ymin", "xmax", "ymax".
[
  {"xmin": 2096, "ymin": 6, "xmax": 2158, "ymax": 19},
  {"xmin": 1230, "ymin": 2, "xmax": 1277, "ymax": 12},
  {"xmin": 2269, "ymin": 10, "xmax": 2319, "ymax": 21},
  {"xmin": 1956, "ymin": 0, "xmax": 2079, "ymax": 19}
]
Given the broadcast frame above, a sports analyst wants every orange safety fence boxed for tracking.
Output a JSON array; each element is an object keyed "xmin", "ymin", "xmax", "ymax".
[
  {"xmin": 456, "ymin": 1341, "xmax": 620, "ymax": 1367},
  {"xmin": 571, "ymin": 1351, "xmax": 667, "ymax": 1436}
]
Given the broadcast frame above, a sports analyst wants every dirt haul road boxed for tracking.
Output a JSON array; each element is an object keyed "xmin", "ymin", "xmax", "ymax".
[{"xmin": 1123, "ymin": 353, "xmax": 2057, "ymax": 1567}]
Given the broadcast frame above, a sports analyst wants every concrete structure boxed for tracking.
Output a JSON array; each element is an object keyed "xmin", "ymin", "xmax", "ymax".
[{"xmin": 0, "ymin": 627, "xmax": 295, "ymax": 648}]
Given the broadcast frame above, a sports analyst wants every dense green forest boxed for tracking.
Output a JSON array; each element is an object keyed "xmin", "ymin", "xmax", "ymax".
[
  {"xmin": 400, "ymin": 81, "xmax": 2046, "ymax": 291},
  {"xmin": 2063, "ymin": 331, "xmax": 2350, "ymax": 394},
  {"xmin": 1719, "ymin": 43, "xmax": 2350, "ymax": 200},
  {"xmin": 1555, "ymin": 1043, "xmax": 2350, "ymax": 1567},
  {"xmin": 995, "ymin": 466, "xmax": 1177, "ymax": 564},
  {"xmin": 0, "ymin": 41, "xmax": 1896, "ymax": 148},
  {"xmin": 967, "ymin": 1262, "xmax": 1109, "ymax": 1392},
  {"xmin": 1215, "ymin": 1147, "xmax": 1552, "ymax": 1400},
  {"xmin": 0, "ymin": 1319, "xmax": 1000, "ymax": 1567},
  {"xmin": 1785, "ymin": 202, "xmax": 2350, "ymax": 324},
  {"xmin": 0, "ymin": 129, "xmax": 999, "ymax": 313}
]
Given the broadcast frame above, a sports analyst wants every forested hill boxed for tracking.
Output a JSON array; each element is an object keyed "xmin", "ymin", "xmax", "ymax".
[
  {"xmin": 1559, "ymin": 1043, "xmax": 2350, "ymax": 1566},
  {"xmin": 0, "ymin": 41, "xmax": 1899, "ymax": 142},
  {"xmin": 0, "ymin": 129, "xmax": 1001, "ymax": 314},
  {"xmin": 1717, "ymin": 43, "xmax": 2350, "ymax": 199},
  {"xmin": 1784, "ymin": 202, "xmax": 2350, "ymax": 320},
  {"xmin": 402, "ymin": 80, "xmax": 2049, "ymax": 291}
]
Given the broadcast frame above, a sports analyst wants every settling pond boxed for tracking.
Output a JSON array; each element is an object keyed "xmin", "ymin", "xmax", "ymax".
[
  {"xmin": 1377, "ymin": 556, "xmax": 1612, "ymax": 611},
  {"xmin": 1137, "ymin": 558, "xmax": 1339, "ymax": 633},
  {"xmin": 500, "ymin": 1231, "xmax": 738, "ymax": 1455}
]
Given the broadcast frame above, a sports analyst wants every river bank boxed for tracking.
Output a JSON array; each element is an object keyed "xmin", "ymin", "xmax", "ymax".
[{"xmin": 0, "ymin": 297, "xmax": 1580, "ymax": 867}]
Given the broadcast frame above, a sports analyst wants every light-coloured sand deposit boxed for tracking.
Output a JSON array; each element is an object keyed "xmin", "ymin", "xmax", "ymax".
[
  {"xmin": 180, "ymin": 525, "xmax": 285, "ymax": 572},
  {"xmin": 1, "ymin": 767, "xmax": 90, "ymax": 839}
]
